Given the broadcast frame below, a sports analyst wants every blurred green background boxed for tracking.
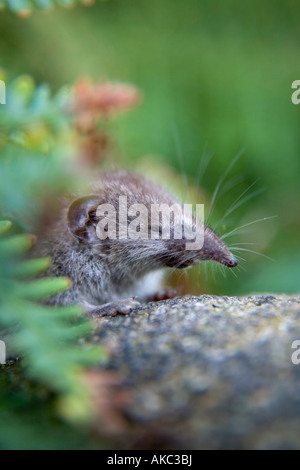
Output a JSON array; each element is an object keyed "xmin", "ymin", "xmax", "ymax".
[{"xmin": 0, "ymin": 0, "xmax": 299, "ymax": 295}]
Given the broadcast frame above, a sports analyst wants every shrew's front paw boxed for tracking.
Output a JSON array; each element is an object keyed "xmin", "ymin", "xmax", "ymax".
[{"xmin": 87, "ymin": 297, "xmax": 141, "ymax": 318}]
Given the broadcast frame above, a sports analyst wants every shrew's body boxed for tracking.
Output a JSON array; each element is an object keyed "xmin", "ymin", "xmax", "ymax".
[{"xmin": 38, "ymin": 171, "xmax": 237, "ymax": 316}]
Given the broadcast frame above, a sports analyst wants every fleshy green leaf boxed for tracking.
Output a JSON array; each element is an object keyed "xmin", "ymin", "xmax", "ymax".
[
  {"xmin": 0, "ymin": 220, "xmax": 12, "ymax": 235},
  {"xmin": 13, "ymin": 257, "xmax": 51, "ymax": 278},
  {"xmin": 18, "ymin": 277, "xmax": 72, "ymax": 300},
  {"xmin": 0, "ymin": 234, "xmax": 36, "ymax": 256}
]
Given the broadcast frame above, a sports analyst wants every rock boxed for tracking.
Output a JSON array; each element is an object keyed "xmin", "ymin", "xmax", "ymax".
[{"xmin": 93, "ymin": 294, "xmax": 300, "ymax": 449}]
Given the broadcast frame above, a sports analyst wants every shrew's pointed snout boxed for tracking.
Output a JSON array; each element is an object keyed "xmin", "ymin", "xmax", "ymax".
[
  {"xmin": 201, "ymin": 226, "xmax": 238, "ymax": 269},
  {"xmin": 222, "ymin": 257, "xmax": 238, "ymax": 268},
  {"xmin": 214, "ymin": 249, "xmax": 238, "ymax": 268}
]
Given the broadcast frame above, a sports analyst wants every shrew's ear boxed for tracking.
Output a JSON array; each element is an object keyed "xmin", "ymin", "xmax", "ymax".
[{"xmin": 67, "ymin": 195, "xmax": 100, "ymax": 244}]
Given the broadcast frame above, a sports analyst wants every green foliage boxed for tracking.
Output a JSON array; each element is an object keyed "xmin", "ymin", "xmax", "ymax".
[
  {"xmin": 0, "ymin": 220, "xmax": 105, "ymax": 424},
  {"xmin": 0, "ymin": 74, "xmax": 106, "ymax": 449},
  {"xmin": 0, "ymin": 362, "xmax": 101, "ymax": 449},
  {"xmin": 0, "ymin": 75, "xmax": 79, "ymax": 226},
  {"xmin": 0, "ymin": 74, "xmax": 69, "ymax": 152}
]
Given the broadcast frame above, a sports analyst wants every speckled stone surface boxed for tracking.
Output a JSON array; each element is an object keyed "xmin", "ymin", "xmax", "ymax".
[{"xmin": 93, "ymin": 294, "xmax": 300, "ymax": 449}]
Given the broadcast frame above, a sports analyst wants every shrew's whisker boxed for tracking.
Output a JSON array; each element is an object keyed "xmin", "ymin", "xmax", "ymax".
[
  {"xmin": 215, "ymin": 181, "xmax": 265, "ymax": 230},
  {"xmin": 220, "ymin": 215, "xmax": 277, "ymax": 240},
  {"xmin": 206, "ymin": 148, "xmax": 245, "ymax": 224},
  {"xmin": 230, "ymin": 246, "xmax": 275, "ymax": 262}
]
